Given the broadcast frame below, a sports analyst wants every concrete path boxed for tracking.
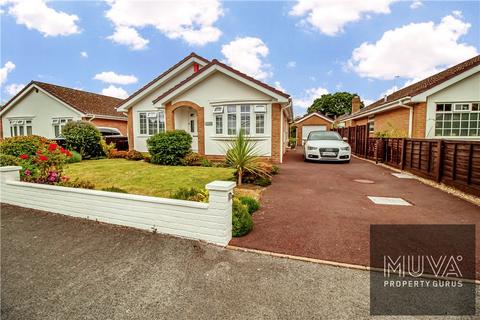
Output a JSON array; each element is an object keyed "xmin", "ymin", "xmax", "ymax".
[
  {"xmin": 230, "ymin": 149, "xmax": 480, "ymax": 278},
  {"xmin": 3, "ymin": 204, "xmax": 478, "ymax": 319}
]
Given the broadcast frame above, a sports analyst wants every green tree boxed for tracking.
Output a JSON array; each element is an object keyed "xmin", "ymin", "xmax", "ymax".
[{"xmin": 306, "ymin": 92, "xmax": 364, "ymax": 117}]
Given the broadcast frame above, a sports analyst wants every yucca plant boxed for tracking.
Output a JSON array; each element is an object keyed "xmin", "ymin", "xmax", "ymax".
[{"xmin": 225, "ymin": 130, "xmax": 270, "ymax": 185}]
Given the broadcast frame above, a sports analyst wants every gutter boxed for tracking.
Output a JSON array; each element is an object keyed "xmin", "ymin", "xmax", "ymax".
[{"xmin": 398, "ymin": 103, "xmax": 413, "ymax": 138}]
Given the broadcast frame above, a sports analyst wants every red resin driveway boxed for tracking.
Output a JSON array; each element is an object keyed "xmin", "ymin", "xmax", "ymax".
[{"xmin": 230, "ymin": 149, "xmax": 480, "ymax": 278}]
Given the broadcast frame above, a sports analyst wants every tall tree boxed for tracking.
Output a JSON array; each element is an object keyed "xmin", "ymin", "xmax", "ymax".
[{"xmin": 307, "ymin": 92, "xmax": 364, "ymax": 117}]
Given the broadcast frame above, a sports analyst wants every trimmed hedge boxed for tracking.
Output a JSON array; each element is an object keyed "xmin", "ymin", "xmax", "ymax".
[
  {"xmin": 0, "ymin": 135, "xmax": 52, "ymax": 157},
  {"xmin": 62, "ymin": 121, "xmax": 104, "ymax": 159},
  {"xmin": 147, "ymin": 130, "xmax": 192, "ymax": 166}
]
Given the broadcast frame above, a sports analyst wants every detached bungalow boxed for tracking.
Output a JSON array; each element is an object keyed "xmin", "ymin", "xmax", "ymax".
[
  {"xmin": 293, "ymin": 112, "xmax": 334, "ymax": 146},
  {"xmin": 0, "ymin": 81, "xmax": 127, "ymax": 139},
  {"xmin": 117, "ymin": 53, "xmax": 293, "ymax": 163},
  {"xmin": 337, "ymin": 55, "xmax": 480, "ymax": 140}
]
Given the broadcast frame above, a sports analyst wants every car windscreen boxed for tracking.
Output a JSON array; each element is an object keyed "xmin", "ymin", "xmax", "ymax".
[{"xmin": 308, "ymin": 131, "xmax": 342, "ymax": 141}]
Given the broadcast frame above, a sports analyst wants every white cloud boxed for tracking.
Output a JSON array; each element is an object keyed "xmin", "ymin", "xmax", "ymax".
[
  {"xmin": 105, "ymin": 0, "xmax": 223, "ymax": 49},
  {"xmin": 101, "ymin": 85, "xmax": 129, "ymax": 99},
  {"xmin": 290, "ymin": 0, "xmax": 396, "ymax": 36},
  {"xmin": 294, "ymin": 87, "xmax": 329, "ymax": 111},
  {"xmin": 107, "ymin": 26, "xmax": 149, "ymax": 50},
  {"xmin": 274, "ymin": 81, "xmax": 285, "ymax": 92},
  {"xmin": 221, "ymin": 37, "xmax": 272, "ymax": 80},
  {"xmin": 5, "ymin": 83, "xmax": 25, "ymax": 96},
  {"xmin": 286, "ymin": 61, "xmax": 296, "ymax": 68},
  {"xmin": 362, "ymin": 98, "xmax": 375, "ymax": 106},
  {"xmin": 93, "ymin": 71, "xmax": 138, "ymax": 85},
  {"xmin": 348, "ymin": 12, "xmax": 478, "ymax": 81},
  {"xmin": 0, "ymin": 61, "xmax": 15, "ymax": 85},
  {"xmin": 380, "ymin": 85, "xmax": 398, "ymax": 98},
  {"xmin": 80, "ymin": 51, "xmax": 88, "ymax": 58},
  {"xmin": 2, "ymin": 0, "xmax": 80, "ymax": 37},
  {"xmin": 410, "ymin": 1, "xmax": 422, "ymax": 9}
]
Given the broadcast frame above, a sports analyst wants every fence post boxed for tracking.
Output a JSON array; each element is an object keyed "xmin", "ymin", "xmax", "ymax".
[
  {"xmin": 435, "ymin": 140, "xmax": 444, "ymax": 183},
  {"xmin": 400, "ymin": 139, "xmax": 407, "ymax": 170},
  {"xmin": 206, "ymin": 181, "xmax": 236, "ymax": 245},
  {"xmin": 467, "ymin": 143, "xmax": 474, "ymax": 185},
  {"xmin": 364, "ymin": 124, "xmax": 369, "ymax": 157}
]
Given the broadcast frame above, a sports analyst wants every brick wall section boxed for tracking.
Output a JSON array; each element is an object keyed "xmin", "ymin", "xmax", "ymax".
[
  {"xmin": 352, "ymin": 118, "xmax": 368, "ymax": 126},
  {"xmin": 296, "ymin": 116, "xmax": 332, "ymax": 146},
  {"xmin": 271, "ymin": 103, "xmax": 281, "ymax": 163},
  {"xmin": 165, "ymin": 102, "xmax": 175, "ymax": 131},
  {"xmin": 89, "ymin": 118, "xmax": 127, "ymax": 136},
  {"xmin": 412, "ymin": 102, "xmax": 427, "ymax": 138},
  {"xmin": 374, "ymin": 108, "xmax": 409, "ymax": 136},
  {"xmin": 127, "ymin": 109, "xmax": 134, "ymax": 150}
]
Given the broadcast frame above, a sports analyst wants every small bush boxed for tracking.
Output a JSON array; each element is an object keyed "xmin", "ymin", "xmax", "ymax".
[
  {"xmin": 66, "ymin": 150, "xmax": 82, "ymax": 163},
  {"xmin": 271, "ymin": 165, "xmax": 280, "ymax": 175},
  {"xmin": 0, "ymin": 135, "xmax": 52, "ymax": 157},
  {"xmin": 232, "ymin": 198, "xmax": 253, "ymax": 237},
  {"xmin": 201, "ymin": 158, "xmax": 213, "ymax": 167},
  {"xmin": 101, "ymin": 139, "xmax": 116, "ymax": 156},
  {"xmin": 101, "ymin": 186, "xmax": 128, "ymax": 193},
  {"xmin": 239, "ymin": 196, "xmax": 260, "ymax": 214},
  {"xmin": 289, "ymin": 137, "xmax": 296, "ymax": 148},
  {"xmin": 57, "ymin": 178, "xmax": 95, "ymax": 189},
  {"xmin": 147, "ymin": 130, "xmax": 192, "ymax": 166},
  {"xmin": 0, "ymin": 154, "xmax": 19, "ymax": 166},
  {"xmin": 182, "ymin": 152, "xmax": 203, "ymax": 166},
  {"xmin": 253, "ymin": 177, "xmax": 272, "ymax": 187},
  {"xmin": 170, "ymin": 187, "xmax": 208, "ymax": 202},
  {"xmin": 108, "ymin": 150, "xmax": 128, "ymax": 159},
  {"xmin": 125, "ymin": 150, "xmax": 144, "ymax": 161},
  {"xmin": 62, "ymin": 121, "xmax": 104, "ymax": 159},
  {"xmin": 143, "ymin": 154, "xmax": 151, "ymax": 163}
]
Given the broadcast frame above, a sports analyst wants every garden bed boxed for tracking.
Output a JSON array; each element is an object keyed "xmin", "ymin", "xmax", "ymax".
[{"xmin": 64, "ymin": 159, "xmax": 234, "ymax": 198}]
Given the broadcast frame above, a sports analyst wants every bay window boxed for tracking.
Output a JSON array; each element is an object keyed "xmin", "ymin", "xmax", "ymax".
[
  {"xmin": 139, "ymin": 111, "xmax": 165, "ymax": 135},
  {"xmin": 10, "ymin": 119, "xmax": 33, "ymax": 137},
  {"xmin": 435, "ymin": 102, "xmax": 479, "ymax": 137},
  {"xmin": 214, "ymin": 104, "xmax": 267, "ymax": 136}
]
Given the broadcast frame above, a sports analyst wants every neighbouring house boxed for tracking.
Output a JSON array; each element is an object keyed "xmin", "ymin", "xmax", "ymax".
[
  {"xmin": 117, "ymin": 53, "xmax": 293, "ymax": 163},
  {"xmin": 0, "ymin": 81, "xmax": 127, "ymax": 139},
  {"xmin": 293, "ymin": 112, "xmax": 334, "ymax": 146},
  {"xmin": 337, "ymin": 55, "xmax": 480, "ymax": 140}
]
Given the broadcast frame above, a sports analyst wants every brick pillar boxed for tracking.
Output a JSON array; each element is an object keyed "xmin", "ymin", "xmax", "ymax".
[
  {"xmin": 271, "ymin": 103, "xmax": 281, "ymax": 163},
  {"xmin": 165, "ymin": 102, "xmax": 175, "ymax": 131},
  {"xmin": 127, "ymin": 109, "xmax": 134, "ymax": 150}
]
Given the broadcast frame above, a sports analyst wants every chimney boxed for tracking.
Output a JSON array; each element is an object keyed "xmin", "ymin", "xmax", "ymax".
[
  {"xmin": 351, "ymin": 95, "xmax": 361, "ymax": 114},
  {"xmin": 193, "ymin": 63, "xmax": 199, "ymax": 73}
]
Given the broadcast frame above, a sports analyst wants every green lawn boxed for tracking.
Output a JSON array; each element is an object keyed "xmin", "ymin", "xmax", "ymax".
[{"xmin": 64, "ymin": 159, "xmax": 235, "ymax": 198}]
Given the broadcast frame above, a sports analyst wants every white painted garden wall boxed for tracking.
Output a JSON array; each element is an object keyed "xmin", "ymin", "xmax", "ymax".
[{"xmin": 0, "ymin": 166, "xmax": 234, "ymax": 246}]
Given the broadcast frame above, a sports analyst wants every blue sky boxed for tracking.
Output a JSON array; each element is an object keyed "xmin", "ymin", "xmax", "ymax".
[{"xmin": 1, "ymin": 0, "xmax": 479, "ymax": 115}]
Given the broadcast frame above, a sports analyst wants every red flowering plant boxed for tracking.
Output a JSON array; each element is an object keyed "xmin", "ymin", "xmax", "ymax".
[{"xmin": 17, "ymin": 143, "xmax": 72, "ymax": 184}]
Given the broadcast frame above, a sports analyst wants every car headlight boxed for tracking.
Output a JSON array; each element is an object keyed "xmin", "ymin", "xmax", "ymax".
[
  {"xmin": 307, "ymin": 146, "xmax": 318, "ymax": 150},
  {"xmin": 340, "ymin": 146, "xmax": 350, "ymax": 151}
]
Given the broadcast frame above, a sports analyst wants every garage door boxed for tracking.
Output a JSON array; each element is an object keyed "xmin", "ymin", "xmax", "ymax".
[{"xmin": 301, "ymin": 125, "xmax": 327, "ymax": 145}]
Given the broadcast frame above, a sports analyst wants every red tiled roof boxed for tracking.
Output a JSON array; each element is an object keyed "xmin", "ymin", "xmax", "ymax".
[
  {"xmin": 341, "ymin": 55, "xmax": 480, "ymax": 120},
  {"xmin": 152, "ymin": 59, "xmax": 290, "ymax": 104},
  {"xmin": 118, "ymin": 52, "xmax": 210, "ymax": 108},
  {"xmin": 2, "ymin": 81, "xmax": 126, "ymax": 118}
]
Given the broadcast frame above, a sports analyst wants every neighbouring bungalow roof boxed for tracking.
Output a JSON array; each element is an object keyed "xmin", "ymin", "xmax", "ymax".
[
  {"xmin": 152, "ymin": 58, "xmax": 291, "ymax": 104},
  {"xmin": 338, "ymin": 55, "xmax": 480, "ymax": 122},
  {"xmin": 1, "ymin": 81, "xmax": 126, "ymax": 119}
]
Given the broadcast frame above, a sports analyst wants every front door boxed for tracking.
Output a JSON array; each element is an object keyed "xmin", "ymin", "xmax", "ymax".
[{"xmin": 189, "ymin": 111, "xmax": 198, "ymax": 152}]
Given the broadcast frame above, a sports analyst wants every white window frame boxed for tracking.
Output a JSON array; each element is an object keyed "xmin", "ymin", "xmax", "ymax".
[
  {"xmin": 9, "ymin": 118, "xmax": 33, "ymax": 137},
  {"xmin": 368, "ymin": 115, "xmax": 375, "ymax": 133},
  {"xmin": 212, "ymin": 103, "xmax": 268, "ymax": 137},
  {"xmin": 434, "ymin": 102, "xmax": 479, "ymax": 138},
  {"xmin": 138, "ymin": 110, "xmax": 165, "ymax": 136},
  {"xmin": 52, "ymin": 117, "xmax": 73, "ymax": 138}
]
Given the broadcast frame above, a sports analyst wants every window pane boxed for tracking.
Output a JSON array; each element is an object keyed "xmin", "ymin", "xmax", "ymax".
[
  {"xmin": 256, "ymin": 114, "xmax": 265, "ymax": 134},
  {"xmin": 215, "ymin": 115, "xmax": 223, "ymax": 134},
  {"xmin": 469, "ymin": 129, "xmax": 478, "ymax": 136},
  {"xmin": 444, "ymin": 114, "xmax": 452, "ymax": 121},
  {"xmin": 435, "ymin": 114, "xmax": 443, "ymax": 121},
  {"xmin": 13, "ymin": 126, "xmax": 18, "ymax": 136},
  {"xmin": 471, "ymin": 113, "xmax": 478, "ymax": 120},
  {"xmin": 227, "ymin": 105, "xmax": 236, "ymax": 113},
  {"xmin": 451, "ymin": 128, "xmax": 460, "ymax": 136},
  {"xmin": 19, "ymin": 126, "xmax": 24, "ymax": 136},
  {"xmin": 443, "ymin": 129, "xmax": 451, "ymax": 136},
  {"xmin": 227, "ymin": 114, "xmax": 236, "ymax": 135},
  {"xmin": 452, "ymin": 121, "xmax": 460, "ymax": 129},
  {"xmin": 461, "ymin": 113, "xmax": 469, "ymax": 120},
  {"xmin": 472, "ymin": 103, "xmax": 479, "ymax": 111},
  {"xmin": 148, "ymin": 116, "xmax": 158, "ymax": 135},
  {"xmin": 54, "ymin": 125, "xmax": 60, "ymax": 137},
  {"xmin": 139, "ymin": 113, "xmax": 147, "ymax": 134},
  {"xmin": 435, "ymin": 129, "xmax": 443, "ymax": 136},
  {"xmin": 158, "ymin": 111, "xmax": 165, "ymax": 133},
  {"xmin": 435, "ymin": 121, "xmax": 443, "ymax": 129},
  {"xmin": 460, "ymin": 129, "xmax": 468, "ymax": 136},
  {"xmin": 453, "ymin": 114, "xmax": 460, "ymax": 121},
  {"xmin": 444, "ymin": 104, "xmax": 452, "ymax": 112},
  {"xmin": 436, "ymin": 104, "xmax": 444, "ymax": 112},
  {"xmin": 241, "ymin": 114, "xmax": 250, "ymax": 135},
  {"xmin": 27, "ymin": 126, "xmax": 32, "ymax": 135},
  {"xmin": 444, "ymin": 121, "xmax": 451, "ymax": 129}
]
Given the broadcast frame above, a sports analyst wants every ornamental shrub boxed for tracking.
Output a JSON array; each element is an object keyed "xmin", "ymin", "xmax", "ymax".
[
  {"xmin": 62, "ymin": 121, "xmax": 104, "ymax": 159},
  {"xmin": 0, "ymin": 135, "xmax": 52, "ymax": 157},
  {"xmin": 108, "ymin": 150, "xmax": 128, "ymax": 159},
  {"xmin": 147, "ymin": 130, "xmax": 192, "ymax": 166},
  {"xmin": 181, "ymin": 152, "xmax": 203, "ymax": 166},
  {"xmin": 125, "ymin": 150, "xmax": 144, "ymax": 161},
  {"xmin": 239, "ymin": 196, "xmax": 260, "ymax": 214},
  {"xmin": 66, "ymin": 150, "xmax": 82, "ymax": 163},
  {"xmin": 170, "ymin": 187, "xmax": 208, "ymax": 202},
  {"xmin": 232, "ymin": 198, "xmax": 253, "ymax": 237},
  {"xmin": 0, "ymin": 154, "xmax": 19, "ymax": 166}
]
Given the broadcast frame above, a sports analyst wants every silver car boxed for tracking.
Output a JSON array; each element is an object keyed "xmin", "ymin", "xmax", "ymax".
[{"xmin": 303, "ymin": 131, "xmax": 351, "ymax": 163}]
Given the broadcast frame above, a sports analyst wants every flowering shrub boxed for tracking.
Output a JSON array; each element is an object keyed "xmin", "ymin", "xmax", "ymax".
[{"xmin": 17, "ymin": 142, "xmax": 72, "ymax": 184}]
